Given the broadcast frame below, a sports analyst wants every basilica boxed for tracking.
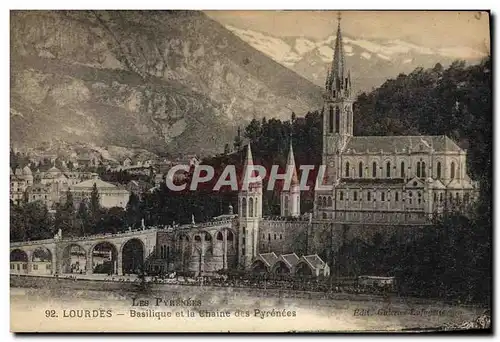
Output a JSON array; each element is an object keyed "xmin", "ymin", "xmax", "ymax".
[{"xmin": 10, "ymin": 16, "xmax": 479, "ymax": 279}]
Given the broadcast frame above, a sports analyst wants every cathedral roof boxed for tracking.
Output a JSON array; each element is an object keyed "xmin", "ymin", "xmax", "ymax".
[
  {"xmin": 340, "ymin": 178, "xmax": 405, "ymax": 186},
  {"xmin": 343, "ymin": 135, "xmax": 462, "ymax": 154}
]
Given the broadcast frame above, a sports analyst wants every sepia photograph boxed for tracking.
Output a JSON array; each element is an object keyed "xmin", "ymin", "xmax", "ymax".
[{"xmin": 9, "ymin": 9, "xmax": 492, "ymax": 333}]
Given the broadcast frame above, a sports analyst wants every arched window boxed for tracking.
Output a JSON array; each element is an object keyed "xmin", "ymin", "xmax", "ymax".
[
  {"xmin": 329, "ymin": 106, "xmax": 334, "ymax": 133},
  {"xmin": 386, "ymin": 161, "xmax": 391, "ymax": 178},
  {"xmin": 367, "ymin": 191, "xmax": 371, "ymax": 201},
  {"xmin": 241, "ymin": 198, "xmax": 247, "ymax": 217},
  {"xmin": 322, "ymin": 197, "xmax": 327, "ymax": 207},
  {"xmin": 440, "ymin": 193, "xmax": 443, "ymax": 202},
  {"xmin": 422, "ymin": 162, "xmax": 426, "ymax": 178},
  {"xmin": 437, "ymin": 162, "xmax": 442, "ymax": 179},
  {"xmin": 335, "ymin": 107, "xmax": 340, "ymax": 133},
  {"xmin": 345, "ymin": 162, "xmax": 350, "ymax": 177},
  {"xmin": 434, "ymin": 193, "xmax": 437, "ymax": 202},
  {"xmin": 339, "ymin": 191, "xmax": 344, "ymax": 200},
  {"xmin": 395, "ymin": 192, "xmax": 399, "ymax": 201},
  {"xmin": 451, "ymin": 162, "xmax": 455, "ymax": 179},
  {"xmin": 353, "ymin": 191, "xmax": 358, "ymax": 201},
  {"xmin": 249, "ymin": 198, "xmax": 254, "ymax": 218},
  {"xmin": 254, "ymin": 198, "xmax": 258, "ymax": 216},
  {"xmin": 416, "ymin": 162, "xmax": 421, "ymax": 177},
  {"xmin": 358, "ymin": 162, "xmax": 363, "ymax": 178},
  {"xmin": 268, "ymin": 234, "xmax": 271, "ymax": 241},
  {"xmin": 327, "ymin": 197, "xmax": 333, "ymax": 207},
  {"xmin": 381, "ymin": 192, "xmax": 385, "ymax": 201},
  {"xmin": 372, "ymin": 162, "xmax": 377, "ymax": 178},
  {"xmin": 400, "ymin": 161, "xmax": 405, "ymax": 178},
  {"xmin": 322, "ymin": 212, "xmax": 327, "ymax": 219}
]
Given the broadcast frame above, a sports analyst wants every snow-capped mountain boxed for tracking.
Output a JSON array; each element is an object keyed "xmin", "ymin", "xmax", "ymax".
[{"xmin": 226, "ymin": 25, "xmax": 488, "ymax": 92}]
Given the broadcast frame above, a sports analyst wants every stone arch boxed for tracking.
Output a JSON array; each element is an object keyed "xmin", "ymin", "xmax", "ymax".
[
  {"xmin": 327, "ymin": 196, "xmax": 333, "ymax": 207},
  {"xmin": 32, "ymin": 247, "xmax": 52, "ymax": 262},
  {"xmin": 295, "ymin": 261, "xmax": 313, "ymax": 277},
  {"xmin": 10, "ymin": 248, "xmax": 28, "ymax": 262},
  {"xmin": 91, "ymin": 241, "xmax": 118, "ymax": 275},
  {"xmin": 10, "ymin": 249, "xmax": 28, "ymax": 274},
  {"xmin": 31, "ymin": 247, "xmax": 53, "ymax": 275},
  {"xmin": 272, "ymin": 260, "xmax": 291, "ymax": 275},
  {"xmin": 251, "ymin": 260, "xmax": 268, "ymax": 274},
  {"xmin": 121, "ymin": 238, "xmax": 145, "ymax": 275},
  {"xmin": 61, "ymin": 244, "xmax": 87, "ymax": 274}
]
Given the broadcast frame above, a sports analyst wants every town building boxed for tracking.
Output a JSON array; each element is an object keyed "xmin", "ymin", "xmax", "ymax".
[{"xmin": 70, "ymin": 176, "xmax": 130, "ymax": 209}]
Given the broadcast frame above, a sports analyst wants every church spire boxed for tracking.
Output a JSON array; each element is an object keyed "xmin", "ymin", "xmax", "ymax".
[
  {"xmin": 331, "ymin": 12, "xmax": 345, "ymax": 87},
  {"xmin": 325, "ymin": 11, "xmax": 351, "ymax": 99},
  {"xmin": 286, "ymin": 141, "xmax": 299, "ymax": 185},
  {"xmin": 244, "ymin": 143, "xmax": 254, "ymax": 167}
]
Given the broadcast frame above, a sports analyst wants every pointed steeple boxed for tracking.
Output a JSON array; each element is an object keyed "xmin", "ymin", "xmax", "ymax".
[
  {"xmin": 242, "ymin": 143, "xmax": 261, "ymax": 189},
  {"xmin": 325, "ymin": 11, "xmax": 351, "ymax": 99},
  {"xmin": 331, "ymin": 12, "xmax": 345, "ymax": 87},
  {"xmin": 286, "ymin": 141, "xmax": 299, "ymax": 185},
  {"xmin": 244, "ymin": 143, "xmax": 254, "ymax": 167}
]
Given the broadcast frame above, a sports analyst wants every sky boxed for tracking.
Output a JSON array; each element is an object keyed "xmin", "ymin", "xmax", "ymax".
[{"xmin": 205, "ymin": 11, "xmax": 490, "ymax": 54}]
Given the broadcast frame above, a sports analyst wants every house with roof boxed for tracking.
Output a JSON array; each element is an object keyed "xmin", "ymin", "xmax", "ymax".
[
  {"xmin": 250, "ymin": 252, "xmax": 328, "ymax": 277},
  {"xmin": 70, "ymin": 176, "xmax": 130, "ymax": 209}
]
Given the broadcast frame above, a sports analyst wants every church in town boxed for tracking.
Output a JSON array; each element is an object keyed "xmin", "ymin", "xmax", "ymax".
[{"xmin": 10, "ymin": 15, "xmax": 479, "ymax": 279}]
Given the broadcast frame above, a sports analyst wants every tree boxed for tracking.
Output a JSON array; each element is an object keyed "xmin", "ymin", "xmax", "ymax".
[
  {"xmin": 54, "ymin": 190, "xmax": 77, "ymax": 237},
  {"xmin": 126, "ymin": 192, "xmax": 141, "ymax": 228},
  {"xmin": 88, "ymin": 183, "xmax": 102, "ymax": 234},
  {"xmin": 76, "ymin": 200, "xmax": 90, "ymax": 236}
]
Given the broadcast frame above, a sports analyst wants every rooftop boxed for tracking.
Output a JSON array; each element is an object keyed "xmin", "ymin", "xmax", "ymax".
[{"xmin": 344, "ymin": 135, "xmax": 462, "ymax": 154}]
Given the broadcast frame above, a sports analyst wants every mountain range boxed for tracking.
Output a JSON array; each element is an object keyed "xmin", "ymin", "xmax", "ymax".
[
  {"xmin": 10, "ymin": 11, "xmax": 323, "ymax": 156},
  {"xmin": 10, "ymin": 11, "xmax": 488, "ymax": 157},
  {"xmin": 225, "ymin": 24, "xmax": 488, "ymax": 93}
]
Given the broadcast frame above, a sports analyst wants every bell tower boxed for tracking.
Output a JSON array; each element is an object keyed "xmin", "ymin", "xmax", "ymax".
[
  {"xmin": 323, "ymin": 12, "xmax": 354, "ymax": 184},
  {"xmin": 238, "ymin": 144, "xmax": 262, "ymax": 270}
]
